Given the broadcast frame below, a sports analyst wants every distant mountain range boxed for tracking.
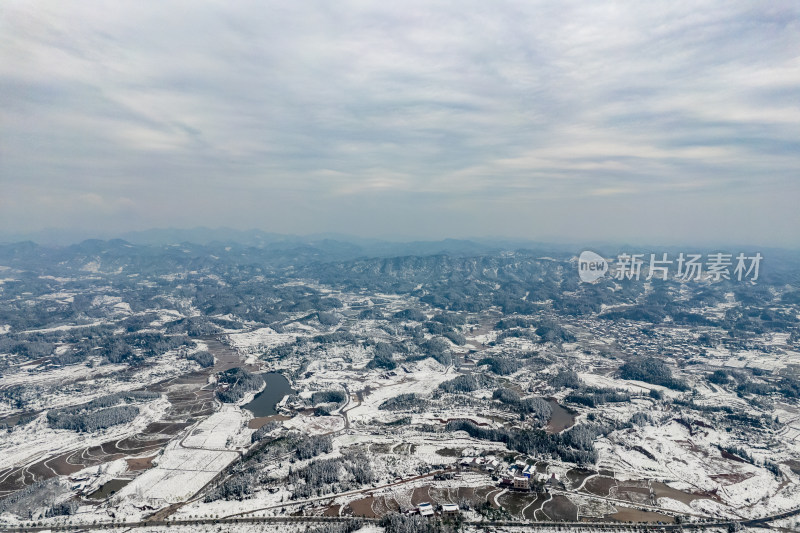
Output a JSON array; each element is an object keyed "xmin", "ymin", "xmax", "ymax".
[
  {"xmin": 2, "ymin": 228, "xmax": 796, "ymax": 269},
  {"xmin": 0, "ymin": 227, "xmax": 585, "ymax": 258}
]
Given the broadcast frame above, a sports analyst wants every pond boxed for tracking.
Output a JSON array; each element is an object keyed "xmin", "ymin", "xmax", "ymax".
[
  {"xmin": 243, "ymin": 372, "xmax": 294, "ymax": 417},
  {"xmin": 87, "ymin": 478, "xmax": 130, "ymax": 500},
  {"xmin": 545, "ymin": 399, "xmax": 576, "ymax": 433}
]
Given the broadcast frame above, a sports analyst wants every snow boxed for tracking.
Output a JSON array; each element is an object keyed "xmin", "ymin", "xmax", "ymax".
[
  {"xmin": 227, "ymin": 327, "xmax": 298, "ymax": 351},
  {"xmin": 15, "ymin": 320, "xmax": 110, "ymax": 335},
  {"xmin": 183, "ymin": 406, "xmax": 252, "ymax": 449},
  {"xmin": 112, "ymin": 406, "xmax": 250, "ymax": 505},
  {"xmin": 704, "ymin": 346, "xmax": 800, "ymax": 372},
  {"xmin": 81, "ymin": 260, "xmax": 101, "ymax": 272},
  {"xmin": 595, "ymin": 415, "xmax": 794, "ymax": 518},
  {"xmin": 117, "ymin": 445, "xmax": 237, "ymax": 504},
  {"xmin": 578, "ymin": 372, "xmax": 665, "ymax": 395},
  {"xmin": 284, "ymin": 415, "xmax": 345, "ymax": 435}
]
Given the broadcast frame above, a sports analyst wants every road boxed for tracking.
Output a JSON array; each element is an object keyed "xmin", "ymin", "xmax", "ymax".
[
  {"xmin": 221, "ymin": 467, "xmax": 458, "ymax": 519},
  {"xmin": 2, "ymin": 505, "xmax": 800, "ymax": 532}
]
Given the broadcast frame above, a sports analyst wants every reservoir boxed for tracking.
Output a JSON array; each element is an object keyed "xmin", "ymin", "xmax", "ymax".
[{"xmin": 243, "ymin": 372, "xmax": 294, "ymax": 417}]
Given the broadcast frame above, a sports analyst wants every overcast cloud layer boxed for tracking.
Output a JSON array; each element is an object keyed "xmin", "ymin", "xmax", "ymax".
[{"xmin": 1, "ymin": 1, "xmax": 799, "ymax": 246}]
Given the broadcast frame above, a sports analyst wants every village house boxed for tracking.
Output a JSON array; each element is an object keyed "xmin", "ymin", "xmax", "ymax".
[
  {"xmin": 513, "ymin": 476, "xmax": 531, "ymax": 490},
  {"xmin": 418, "ymin": 502, "xmax": 435, "ymax": 517},
  {"xmin": 441, "ymin": 503, "xmax": 459, "ymax": 516}
]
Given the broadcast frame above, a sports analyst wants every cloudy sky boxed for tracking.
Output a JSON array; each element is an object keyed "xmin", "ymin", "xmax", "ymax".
[{"xmin": 1, "ymin": 1, "xmax": 799, "ymax": 246}]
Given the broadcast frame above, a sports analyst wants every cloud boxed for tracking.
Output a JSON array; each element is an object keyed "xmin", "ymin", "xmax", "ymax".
[{"xmin": 1, "ymin": 0, "xmax": 798, "ymax": 245}]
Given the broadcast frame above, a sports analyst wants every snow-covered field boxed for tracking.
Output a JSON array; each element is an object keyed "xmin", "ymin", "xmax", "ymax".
[
  {"xmin": 115, "ymin": 407, "xmax": 250, "ymax": 505},
  {"xmin": 116, "ymin": 442, "xmax": 237, "ymax": 505}
]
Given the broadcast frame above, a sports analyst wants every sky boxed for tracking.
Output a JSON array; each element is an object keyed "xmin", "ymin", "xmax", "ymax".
[{"xmin": 1, "ymin": 1, "xmax": 799, "ymax": 247}]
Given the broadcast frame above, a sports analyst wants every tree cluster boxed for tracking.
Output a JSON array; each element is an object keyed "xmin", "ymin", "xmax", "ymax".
[
  {"xmin": 380, "ymin": 513, "xmax": 441, "ymax": 533},
  {"xmin": 0, "ymin": 478, "xmax": 63, "ymax": 518},
  {"xmin": 549, "ymin": 369, "xmax": 582, "ymax": 389},
  {"xmin": 188, "ymin": 350, "xmax": 214, "ymax": 368},
  {"xmin": 46, "ymin": 391, "xmax": 158, "ymax": 432},
  {"xmin": 445, "ymin": 419, "xmax": 608, "ymax": 465},
  {"xmin": 476, "ymin": 356, "xmax": 520, "ymax": 375},
  {"xmin": 216, "ymin": 367, "xmax": 264, "ymax": 403},
  {"xmin": 289, "ymin": 452, "xmax": 374, "ymax": 498},
  {"xmin": 44, "ymin": 500, "xmax": 79, "ymax": 517},
  {"xmin": 250, "ymin": 421, "xmax": 280, "ymax": 444},
  {"xmin": 418, "ymin": 337, "xmax": 452, "ymax": 366},
  {"xmin": 367, "ymin": 342, "xmax": 397, "ymax": 370},
  {"xmin": 47, "ymin": 405, "xmax": 139, "ymax": 432},
  {"xmin": 393, "ymin": 309, "xmax": 427, "ymax": 322},
  {"xmin": 565, "ymin": 386, "xmax": 631, "ymax": 408},
  {"xmin": 296, "ymin": 434, "xmax": 334, "ymax": 460},
  {"xmin": 311, "ymin": 390, "xmax": 346, "ymax": 406},
  {"xmin": 438, "ymin": 373, "xmax": 494, "ymax": 393},
  {"xmin": 379, "ymin": 393, "xmax": 428, "ymax": 412},
  {"xmin": 492, "ymin": 388, "xmax": 552, "ymax": 425},
  {"xmin": 619, "ymin": 357, "xmax": 688, "ymax": 391},
  {"xmin": 308, "ymin": 520, "xmax": 365, "ymax": 533}
]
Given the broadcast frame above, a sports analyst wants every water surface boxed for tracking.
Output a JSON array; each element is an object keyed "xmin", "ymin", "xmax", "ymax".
[
  {"xmin": 545, "ymin": 399, "xmax": 576, "ymax": 433},
  {"xmin": 88, "ymin": 478, "xmax": 130, "ymax": 500},
  {"xmin": 243, "ymin": 372, "xmax": 294, "ymax": 416}
]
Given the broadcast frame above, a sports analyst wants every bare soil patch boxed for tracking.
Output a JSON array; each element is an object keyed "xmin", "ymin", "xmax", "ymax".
[
  {"xmin": 651, "ymin": 481, "xmax": 713, "ymax": 505},
  {"xmin": 583, "ymin": 475, "xmax": 616, "ymax": 497},
  {"xmin": 609, "ymin": 506, "xmax": 675, "ymax": 523},
  {"xmin": 410, "ymin": 486, "xmax": 432, "ymax": 506},
  {"xmin": 247, "ymin": 414, "xmax": 290, "ymax": 429},
  {"xmin": 126, "ymin": 455, "xmax": 156, "ymax": 471},
  {"xmin": 541, "ymin": 494, "xmax": 578, "ymax": 521},
  {"xmin": 323, "ymin": 504, "xmax": 340, "ymax": 517},
  {"xmin": 565, "ymin": 468, "xmax": 596, "ymax": 488},
  {"xmin": 710, "ymin": 472, "xmax": 755, "ymax": 484},
  {"xmin": 347, "ymin": 496, "xmax": 377, "ymax": 518}
]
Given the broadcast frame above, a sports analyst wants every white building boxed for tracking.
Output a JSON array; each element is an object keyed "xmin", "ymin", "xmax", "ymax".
[
  {"xmin": 418, "ymin": 502, "xmax": 434, "ymax": 517},
  {"xmin": 513, "ymin": 476, "xmax": 530, "ymax": 490},
  {"xmin": 441, "ymin": 503, "xmax": 459, "ymax": 516}
]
